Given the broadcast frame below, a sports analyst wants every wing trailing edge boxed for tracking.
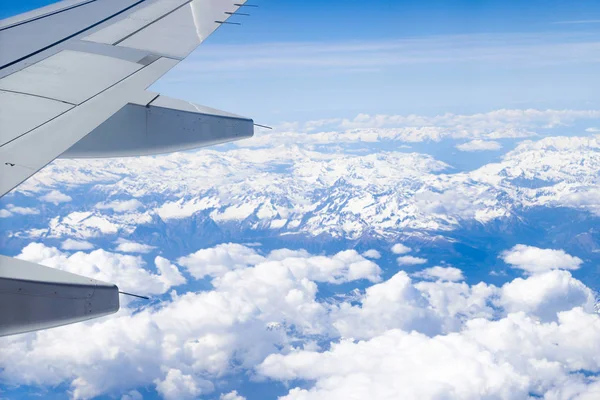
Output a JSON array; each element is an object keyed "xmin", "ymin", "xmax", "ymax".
[
  {"xmin": 0, "ymin": 255, "xmax": 119, "ymax": 337},
  {"xmin": 60, "ymin": 94, "xmax": 254, "ymax": 158}
]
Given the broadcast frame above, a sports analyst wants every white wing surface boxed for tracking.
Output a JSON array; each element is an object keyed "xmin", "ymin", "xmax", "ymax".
[
  {"xmin": 0, "ymin": 0, "xmax": 255, "ymax": 336},
  {"xmin": 0, "ymin": 0, "xmax": 254, "ymax": 199}
]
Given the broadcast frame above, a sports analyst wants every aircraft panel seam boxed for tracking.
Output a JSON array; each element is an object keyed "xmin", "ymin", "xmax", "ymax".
[
  {"xmin": 0, "ymin": 0, "xmax": 148, "ymax": 71},
  {"xmin": 0, "ymin": 0, "xmax": 97, "ymax": 32},
  {"xmin": 0, "ymin": 56, "xmax": 164, "ymax": 150},
  {"xmin": 113, "ymin": 0, "xmax": 194, "ymax": 46},
  {"xmin": 0, "ymin": 88, "xmax": 76, "ymax": 106}
]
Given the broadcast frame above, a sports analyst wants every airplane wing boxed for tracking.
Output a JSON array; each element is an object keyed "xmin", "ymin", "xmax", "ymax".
[{"xmin": 0, "ymin": 0, "xmax": 255, "ymax": 336}]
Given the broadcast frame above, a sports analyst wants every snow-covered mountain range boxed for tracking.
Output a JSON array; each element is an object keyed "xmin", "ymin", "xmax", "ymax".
[{"xmin": 4, "ymin": 135, "xmax": 597, "ymax": 247}]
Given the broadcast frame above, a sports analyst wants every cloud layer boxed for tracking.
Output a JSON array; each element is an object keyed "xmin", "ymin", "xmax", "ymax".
[{"xmin": 1, "ymin": 243, "xmax": 598, "ymax": 400}]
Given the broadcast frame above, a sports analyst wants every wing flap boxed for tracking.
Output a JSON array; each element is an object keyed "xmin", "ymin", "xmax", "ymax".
[
  {"xmin": 0, "ymin": 50, "xmax": 142, "ymax": 105},
  {"xmin": 61, "ymin": 95, "xmax": 254, "ymax": 158},
  {"xmin": 0, "ymin": 0, "xmax": 256, "ymax": 337},
  {"xmin": 0, "ymin": 57, "xmax": 177, "ymax": 197},
  {"xmin": 0, "ymin": 91, "xmax": 73, "ymax": 146},
  {"xmin": 0, "ymin": 0, "xmax": 253, "ymax": 199},
  {"xmin": 0, "ymin": 255, "xmax": 119, "ymax": 337}
]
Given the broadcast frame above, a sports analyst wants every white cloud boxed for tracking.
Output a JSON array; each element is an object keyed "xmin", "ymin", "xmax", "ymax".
[
  {"xmin": 9, "ymin": 207, "xmax": 38, "ymax": 215},
  {"xmin": 155, "ymin": 256, "xmax": 187, "ymax": 288},
  {"xmin": 255, "ymin": 254, "xmax": 600, "ymax": 399},
  {"xmin": 178, "ymin": 243, "xmax": 265, "ymax": 279},
  {"xmin": 0, "ymin": 204, "xmax": 40, "ymax": 217},
  {"xmin": 2, "ymin": 243, "xmax": 600, "ymax": 399},
  {"xmin": 96, "ymin": 199, "xmax": 143, "ymax": 213},
  {"xmin": 121, "ymin": 390, "xmax": 143, "ymax": 400},
  {"xmin": 499, "ymin": 270, "xmax": 595, "ymax": 322},
  {"xmin": 154, "ymin": 369, "xmax": 212, "ymax": 400},
  {"xmin": 220, "ymin": 391, "xmax": 246, "ymax": 400},
  {"xmin": 40, "ymin": 190, "xmax": 72, "ymax": 205},
  {"xmin": 559, "ymin": 188, "xmax": 600, "ymax": 216},
  {"xmin": 0, "ymin": 244, "xmax": 340, "ymax": 398},
  {"xmin": 258, "ymin": 329, "xmax": 530, "ymax": 400},
  {"xmin": 397, "ymin": 256, "xmax": 427, "ymax": 266},
  {"xmin": 585, "ymin": 127, "xmax": 600, "ymax": 132},
  {"xmin": 413, "ymin": 266, "xmax": 464, "ymax": 282},
  {"xmin": 61, "ymin": 239, "xmax": 94, "ymax": 251},
  {"xmin": 415, "ymin": 280, "xmax": 496, "ymax": 327},
  {"xmin": 269, "ymin": 249, "xmax": 381, "ymax": 284},
  {"xmin": 115, "ymin": 238, "xmax": 156, "ymax": 254},
  {"xmin": 456, "ymin": 139, "xmax": 503, "ymax": 152},
  {"xmin": 16, "ymin": 243, "xmax": 185, "ymax": 295},
  {"xmin": 331, "ymin": 271, "xmax": 441, "ymax": 339},
  {"xmin": 258, "ymin": 306, "xmax": 600, "ymax": 400},
  {"xmin": 179, "ymin": 245, "xmax": 381, "ymax": 284},
  {"xmin": 362, "ymin": 249, "xmax": 381, "ymax": 259},
  {"xmin": 391, "ymin": 243, "xmax": 411, "ymax": 254},
  {"xmin": 501, "ymin": 244, "xmax": 583, "ymax": 274},
  {"xmin": 238, "ymin": 109, "xmax": 600, "ymax": 148}
]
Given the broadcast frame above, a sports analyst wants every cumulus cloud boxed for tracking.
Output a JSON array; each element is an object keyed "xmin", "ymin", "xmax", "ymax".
[
  {"xmin": 397, "ymin": 255, "xmax": 427, "ymax": 266},
  {"xmin": 154, "ymin": 369, "xmax": 212, "ymax": 400},
  {"xmin": 0, "ymin": 245, "xmax": 341, "ymax": 398},
  {"xmin": 95, "ymin": 199, "xmax": 143, "ymax": 213},
  {"xmin": 274, "ymin": 249, "xmax": 382, "ymax": 284},
  {"xmin": 179, "ymin": 245, "xmax": 381, "ymax": 284},
  {"xmin": 10, "ymin": 206, "xmax": 39, "ymax": 215},
  {"xmin": 61, "ymin": 239, "xmax": 94, "ymax": 251},
  {"xmin": 15, "ymin": 243, "xmax": 185, "ymax": 295},
  {"xmin": 414, "ymin": 280, "xmax": 496, "ymax": 327},
  {"xmin": 258, "ymin": 329, "xmax": 530, "ymax": 400},
  {"xmin": 456, "ymin": 139, "xmax": 503, "ymax": 152},
  {"xmin": 499, "ymin": 269, "xmax": 595, "ymax": 322},
  {"xmin": 0, "ymin": 204, "xmax": 40, "ymax": 217},
  {"xmin": 391, "ymin": 243, "xmax": 411, "ymax": 254},
  {"xmin": 220, "ymin": 391, "xmax": 246, "ymax": 400},
  {"xmin": 413, "ymin": 266, "xmax": 464, "ymax": 282},
  {"xmin": 258, "ymin": 307, "xmax": 600, "ymax": 400},
  {"xmin": 559, "ymin": 188, "xmax": 600, "ymax": 216},
  {"xmin": 1, "ymin": 243, "xmax": 599, "ymax": 399},
  {"xmin": 121, "ymin": 390, "xmax": 143, "ymax": 400},
  {"xmin": 114, "ymin": 238, "xmax": 156, "ymax": 254},
  {"xmin": 331, "ymin": 271, "xmax": 441, "ymax": 339},
  {"xmin": 177, "ymin": 243, "xmax": 265, "ymax": 279},
  {"xmin": 40, "ymin": 190, "xmax": 72, "ymax": 205},
  {"xmin": 501, "ymin": 244, "xmax": 583, "ymax": 274},
  {"xmin": 361, "ymin": 249, "xmax": 381, "ymax": 259}
]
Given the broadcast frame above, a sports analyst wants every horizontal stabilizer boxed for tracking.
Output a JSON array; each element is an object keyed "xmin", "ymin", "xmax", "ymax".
[
  {"xmin": 60, "ymin": 95, "xmax": 254, "ymax": 158},
  {"xmin": 0, "ymin": 255, "xmax": 119, "ymax": 337}
]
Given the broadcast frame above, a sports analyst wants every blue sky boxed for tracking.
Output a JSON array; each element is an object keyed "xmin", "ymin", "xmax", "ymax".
[
  {"xmin": 164, "ymin": 0, "xmax": 600, "ymax": 122},
  {"xmin": 3, "ymin": 0, "xmax": 600, "ymax": 124}
]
